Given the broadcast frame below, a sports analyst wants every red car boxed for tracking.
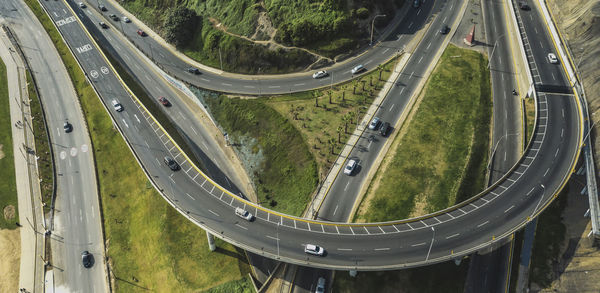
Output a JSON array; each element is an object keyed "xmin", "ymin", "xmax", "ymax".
[
  {"xmin": 158, "ymin": 97, "xmax": 171, "ymax": 106},
  {"xmin": 137, "ymin": 29, "xmax": 146, "ymax": 36}
]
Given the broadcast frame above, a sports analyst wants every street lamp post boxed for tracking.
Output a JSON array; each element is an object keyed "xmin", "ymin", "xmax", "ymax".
[
  {"xmin": 370, "ymin": 14, "xmax": 387, "ymax": 45},
  {"xmin": 486, "ymin": 133, "xmax": 518, "ymax": 170},
  {"xmin": 425, "ymin": 226, "xmax": 435, "ymax": 261},
  {"xmin": 276, "ymin": 222, "xmax": 280, "ymax": 259},
  {"xmin": 488, "ymin": 34, "xmax": 505, "ymax": 69},
  {"xmin": 531, "ymin": 184, "xmax": 546, "ymax": 219}
]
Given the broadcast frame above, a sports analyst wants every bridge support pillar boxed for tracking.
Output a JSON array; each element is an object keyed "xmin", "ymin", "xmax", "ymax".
[
  {"xmin": 349, "ymin": 270, "xmax": 357, "ymax": 277},
  {"xmin": 206, "ymin": 231, "xmax": 216, "ymax": 251}
]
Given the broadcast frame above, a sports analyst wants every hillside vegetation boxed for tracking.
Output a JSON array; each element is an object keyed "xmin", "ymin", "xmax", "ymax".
[{"xmin": 121, "ymin": 0, "xmax": 403, "ymax": 73}]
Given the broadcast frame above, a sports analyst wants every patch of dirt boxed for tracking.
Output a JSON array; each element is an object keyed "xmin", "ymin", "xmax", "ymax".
[
  {"xmin": 250, "ymin": 2, "xmax": 276, "ymax": 42},
  {"xmin": 3, "ymin": 205, "xmax": 16, "ymax": 221},
  {"xmin": 0, "ymin": 144, "xmax": 4, "ymax": 160},
  {"xmin": 533, "ymin": 177, "xmax": 600, "ymax": 292},
  {"xmin": 0, "ymin": 228, "xmax": 20, "ymax": 293}
]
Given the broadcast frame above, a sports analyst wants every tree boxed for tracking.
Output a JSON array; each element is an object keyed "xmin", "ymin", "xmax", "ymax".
[
  {"xmin": 328, "ymin": 137, "xmax": 337, "ymax": 154},
  {"xmin": 162, "ymin": 6, "xmax": 201, "ymax": 48},
  {"xmin": 342, "ymin": 114, "xmax": 350, "ymax": 134},
  {"xmin": 378, "ymin": 64, "xmax": 384, "ymax": 81},
  {"xmin": 313, "ymin": 91, "xmax": 319, "ymax": 107},
  {"xmin": 337, "ymin": 125, "xmax": 343, "ymax": 143},
  {"xmin": 353, "ymin": 80, "xmax": 358, "ymax": 94},
  {"xmin": 342, "ymin": 90, "xmax": 346, "ymax": 102}
]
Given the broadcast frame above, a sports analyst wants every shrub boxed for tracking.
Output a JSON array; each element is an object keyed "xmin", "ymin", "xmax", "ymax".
[{"xmin": 356, "ymin": 7, "xmax": 369, "ymax": 19}]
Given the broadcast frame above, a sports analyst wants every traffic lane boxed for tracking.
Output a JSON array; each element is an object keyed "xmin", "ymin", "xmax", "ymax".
[
  {"xmin": 320, "ymin": 0, "xmax": 458, "ymax": 219},
  {"xmin": 84, "ymin": 0, "xmax": 447, "ymax": 95},
  {"xmin": 11, "ymin": 1, "xmax": 107, "ymax": 289},
  {"xmin": 292, "ymin": 266, "xmax": 331, "ymax": 293},
  {"xmin": 70, "ymin": 2, "xmax": 252, "ymax": 195},
  {"xmin": 515, "ymin": 2, "xmax": 568, "ymax": 87}
]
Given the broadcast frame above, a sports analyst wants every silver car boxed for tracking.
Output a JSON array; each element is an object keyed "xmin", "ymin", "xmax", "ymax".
[
  {"xmin": 312, "ymin": 70, "xmax": 328, "ymax": 79},
  {"xmin": 368, "ymin": 117, "xmax": 381, "ymax": 130},
  {"xmin": 235, "ymin": 207, "xmax": 253, "ymax": 221},
  {"xmin": 304, "ymin": 244, "xmax": 325, "ymax": 256},
  {"xmin": 351, "ymin": 64, "xmax": 365, "ymax": 74}
]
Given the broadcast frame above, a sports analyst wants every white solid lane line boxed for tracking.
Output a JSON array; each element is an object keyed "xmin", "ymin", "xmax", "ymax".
[
  {"xmin": 208, "ymin": 209, "xmax": 219, "ymax": 217},
  {"xmin": 446, "ymin": 233, "xmax": 459, "ymax": 239}
]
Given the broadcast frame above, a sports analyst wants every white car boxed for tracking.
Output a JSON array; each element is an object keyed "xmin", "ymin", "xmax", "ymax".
[
  {"xmin": 111, "ymin": 99, "xmax": 124, "ymax": 112},
  {"xmin": 123, "ymin": 16, "xmax": 131, "ymax": 23},
  {"xmin": 312, "ymin": 70, "xmax": 328, "ymax": 79},
  {"xmin": 351, "ymin": 64, "xmax": 365, "ymax": 74},
  {"xmin": 368, "ymin": 116, "xmax": 380, "ymax": 130},
  {"xmin": 304, "ymin": 244, "xmax": 325, "ymax": 256},
  {"xmin": 235, "ymin": 207, "xmax": 253, "ymax": 221},
  {"xmin": 315, "ymin": 277, "xmax": 326, "ymax": 293},
  {"xmin": 344, "ymin": 159, "xmax": 357, "ymax": 175},
  {"xmin": 547, "ymin": 53, "xmax": 558, "ymax": 64}
]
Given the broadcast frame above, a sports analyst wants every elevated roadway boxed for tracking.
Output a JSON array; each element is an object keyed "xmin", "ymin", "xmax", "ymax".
[{"xmin": 35, "ymin": 0, "xmax": 583, "ymax": 271}]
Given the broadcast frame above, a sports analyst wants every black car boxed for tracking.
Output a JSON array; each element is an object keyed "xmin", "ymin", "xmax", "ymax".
[
  {"xmin": 98, "ymin": 5, "xmax": 107, "ymax": 11},
  {"xmin": 439, "ymin": 25, "xmax": 450, "ymax": 35},
  {"xmin": 81, "ymin": 251, "xmax": 93, "ymax": 268},
  {"xmin": 109, "ymin": 14, "xmax": 119, "ymax": 21},
  {"xmin": 99, "ymin": 21, "xmax": 108, "ymax": 29},
  {"xmin": 164, "ymin": 156, "xmax": 180, "ymax": 171},
  {"xmin": 380, "ymin": 122, "xmax": 391, "ymax": 137},
  {"xmin": 63, "ymin": 121, "xmax": 73, "ymax": 133},
  {"xmin": 519, "ymin": 2, "xmax": 531, "ymax": 10},
  {"xmin": 187, "ymin": 67, "xmax": 200, "ymax": 74}
]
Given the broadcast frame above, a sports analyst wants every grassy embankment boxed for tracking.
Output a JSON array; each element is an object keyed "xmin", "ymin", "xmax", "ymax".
[
  {"xmin": 26, "ymin": 71, "xmax": 53, "ymax": 209},
  {"xmin": 335, "ymin": 44, "xmax": 491, "ymax": 293},
  {"xmin": 0, "ymin": 58, "xmax": 18, "ymax": 229},
  {"xmin": 121, "ymin": 0, "xmax": 400, "ymax": 73},
  {"xmin": 24, "ymin": 0, "xmax": 251, "ymax": 291},
  {"xmin": 355, "ymin": 45, "xmax": 492, "ymax": 222},
  {"xmin": 198, "ymin": 59, "xmax": 395, "ymax": 216},
  {"xmin": 524, "ymin": 97, "xmax": 536, "ymax": 146}
]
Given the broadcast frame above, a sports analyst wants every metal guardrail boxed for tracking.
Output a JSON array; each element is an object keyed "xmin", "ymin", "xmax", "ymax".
[{"xmin": 536, "ymin": 0, "xmax": 600, "ymax": 238}]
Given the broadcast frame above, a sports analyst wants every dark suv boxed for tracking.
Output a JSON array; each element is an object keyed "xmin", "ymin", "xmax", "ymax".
[
  {"xmin": 380, "ymin": 122, "xmax": 391, "ymax": 136},
  {"xmin": 164, "ymin": 156, "xmax": 180, "ymax": 171},
  {"xmin": 187, "ymin": 67, "xmax": 200, "ymax": 74},
  {"xmin": 82, "ymin": 251, "xmax": 93, "ymax": 268}
]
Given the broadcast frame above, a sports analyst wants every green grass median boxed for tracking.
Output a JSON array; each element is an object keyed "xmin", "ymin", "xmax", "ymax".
[
  {"xmin": 23, "ymin": 0, "xmax": 251, "ymax": 290},
  {"xmin": 355, "ymin": 44, "xmax": 492, "ymax": 222},
  {"xmin": 0, "ymin": 58, "xmax": 18, "ymax": 229}
]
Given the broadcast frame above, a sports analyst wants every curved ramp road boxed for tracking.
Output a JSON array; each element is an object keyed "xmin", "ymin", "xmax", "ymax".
[
  {"xmin": 38, "ymin": 0, "xmax": 583, "ymax": 270},
  {"xmin": 82, "ymin": 0, "xmax": 445, "ymax": 95}
]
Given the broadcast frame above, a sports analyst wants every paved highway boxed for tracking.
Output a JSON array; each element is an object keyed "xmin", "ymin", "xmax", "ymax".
[
  {"xmin": 0, "ymin": 0, "xmax": 109, "ymax": 291},
  {"xmin": 318, "ymin": 0, "xmax": 464, "ymax": 225},
  {"xmin": 67, "ymin": 1, "xmax": 254, "ymax": 199},
  {"xmin": 465, "ymin": 0, "xmax": 523, "ymax": 291},
  {"xmin": 86, "ymin": 0, "xmax": 439, "ymax": 95},
  {"xmin": 35, "ymin": 0, "xmax": 582, "ymax": 271}
]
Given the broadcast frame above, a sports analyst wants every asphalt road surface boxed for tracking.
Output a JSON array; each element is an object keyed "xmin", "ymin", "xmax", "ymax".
[
  {"xmin": 35, "ymin": 0, "xmax": 581, "ymax": 271},
  {"xmin": 86, "ymin": 0, "xmax": 438, "ymax": 95},
  {"xmin": 0, "ymin": 0, "xmax": 109, "ymax": 291}
]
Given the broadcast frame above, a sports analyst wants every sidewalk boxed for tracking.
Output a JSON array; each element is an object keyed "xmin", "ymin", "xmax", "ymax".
[{"xmin": 0, "ymin": 27, "xmax": 46, "ymax": 293}]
